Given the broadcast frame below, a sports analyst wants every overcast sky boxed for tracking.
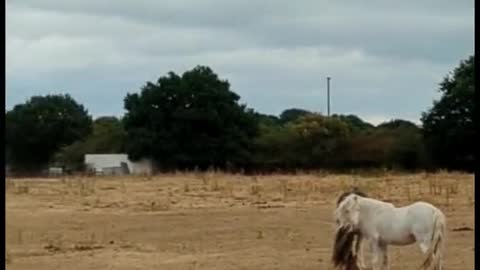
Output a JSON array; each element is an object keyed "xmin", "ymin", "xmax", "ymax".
[{"xmin": 6, "ymin": 1, "xmax": 474, "ymax": 125}]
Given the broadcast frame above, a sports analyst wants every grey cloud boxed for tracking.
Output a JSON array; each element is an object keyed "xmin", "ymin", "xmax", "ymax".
[
  {"xmin": 9, "ymin": 0, "xmax": 473, "ymax": 68},
  {"xmin": 6, "ymin": 0, "xmax": 474, "ymax": 125}
]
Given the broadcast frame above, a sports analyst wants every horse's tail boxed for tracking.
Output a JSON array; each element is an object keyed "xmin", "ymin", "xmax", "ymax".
[{"xmin": 421, "ymin": 210, "xmax": 446, "ymax": 270}]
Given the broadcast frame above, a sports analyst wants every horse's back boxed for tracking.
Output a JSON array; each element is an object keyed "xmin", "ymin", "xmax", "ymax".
[
  {"xmin": 410, "ymin": 201, "xmax": 444, "ymax": 215},
  {"xmin": 406, "ymin": 201, "xmax": 446, "ymax": 231}
]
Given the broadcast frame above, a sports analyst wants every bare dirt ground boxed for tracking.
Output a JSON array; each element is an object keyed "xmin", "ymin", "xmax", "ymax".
[{"xmin": 6, "ymin": 172, "xmax": 474, "ymax": 270}]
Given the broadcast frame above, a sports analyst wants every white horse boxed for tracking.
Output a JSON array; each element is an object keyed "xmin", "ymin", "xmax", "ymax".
[{"xmin": 333, "ymin": 194, "xmax": 446, "ymax": 270}]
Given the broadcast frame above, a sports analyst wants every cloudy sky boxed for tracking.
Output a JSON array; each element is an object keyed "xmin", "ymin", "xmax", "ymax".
[{"xmin": 6, "ymin": 1, "xmax": 474, "ymax": 125}]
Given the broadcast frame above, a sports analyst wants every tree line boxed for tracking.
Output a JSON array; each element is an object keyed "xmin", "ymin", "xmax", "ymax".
[{"xmin": 5, "ymin": 56, "xmax": 474, "ymax": 173}]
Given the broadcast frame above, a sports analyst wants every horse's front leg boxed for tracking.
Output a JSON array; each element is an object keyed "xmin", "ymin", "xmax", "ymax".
[
  {"xmin": 370, "ymin": 240, "xmax": 389, "ymax": 270},
  {"xmin": 356, "ymin": 234, "xmax": 367, "ymax": 269},
  {"xmin": 380, "ymin": 244, "xmax": 389, "ymax": 270}
]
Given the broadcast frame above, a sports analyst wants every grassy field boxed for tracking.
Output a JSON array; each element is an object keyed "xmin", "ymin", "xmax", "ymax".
[{"xmin": 5, "ymin": 172, "xmax": 474, "ymax": 270}]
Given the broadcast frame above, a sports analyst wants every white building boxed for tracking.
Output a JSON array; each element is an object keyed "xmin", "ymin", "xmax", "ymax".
[{"xmin": 84, "ymin": 154, "xmax": 153, "ymax": 175}]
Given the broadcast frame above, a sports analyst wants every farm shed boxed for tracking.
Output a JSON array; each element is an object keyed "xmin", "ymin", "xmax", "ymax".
[
  {"xmin": 48, "ymin": 167, "xmax": 64, "ymax": 176},
  {"xmin": 84, "ymin": 154, "xmax": 153, "ymax": 175}
]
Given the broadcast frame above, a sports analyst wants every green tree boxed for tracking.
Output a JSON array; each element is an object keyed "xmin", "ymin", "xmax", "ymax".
[
  {"xmin": 253, "ymin": 124, "xmax": 298, "ymax": 170},
  {"xmin": 421, "ymin": 55, "xmax": 474, "ymax": 171},
  {"xmin": 387, "ymin": 128, "xmax": 429, "ymax": 170},
  {"xmin": 123, "ymin": 66, "xmax": 258, "ymax": 170},
  {"xmin": 254, "ymin": 112, "xmax": 281, "ymax": 128},
  {"xmin": 287, "ymin": 114, "xmax": 351, "ymax": 168},
  {"xmin": 332, "ymin": 114, "xmax": 374, "ymax": 133},
  {"xmin": 87, "ymin": 116, "xmax": 126, "ymax": 153},
  {"xmin": 6, "ymin": 94, "xmax": 92, "ymax": 172},
  {"xmin": 279, "ymin": 108, "xmax": 311, "ymax": 124},
  {"xmin": 338, "ymin": 119, "xmax": 424, "ymax": 170},
  {"xmin": 341, "ymin": 132, "xmax": 395, "ymax": 168},
  {"xmin": 377, "ymin": 119, "xmax": 419, "ymax": 130}
]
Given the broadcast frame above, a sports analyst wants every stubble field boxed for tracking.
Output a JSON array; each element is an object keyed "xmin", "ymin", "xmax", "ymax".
[{"xmin": 5, "ymin": 172, "xmax": 474, "ymax": 270}]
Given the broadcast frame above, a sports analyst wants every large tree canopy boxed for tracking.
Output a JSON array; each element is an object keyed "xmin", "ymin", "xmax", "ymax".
[
  {"xmin": 421, "ymin": 55, "xmax": 474, "ymax": 171},
  {"xmin": 6, "ymin": 94, "xmax": 92, "ymax": 171},
  {"xmin": 123, "ymin": 66, "xmax": 258, "ymax": 170}
]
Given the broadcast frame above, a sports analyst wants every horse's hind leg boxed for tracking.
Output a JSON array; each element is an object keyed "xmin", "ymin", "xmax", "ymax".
[
  {"xmin": 432, "ymin": 246, "xmax": 443, "ymax": 270},
  {"xmin": 435, "ymin": 255, "xmax": 443, "ymax": 270},
  {"xmin": 419, "ymin": 241, "xmax": 430, "ymax": 254},
  {"xmin": 413, "ymin": 229, "xmax": 432, "ymax": 254},
  {"xmin": 414, "ymin": 232, "xmax": 434, "ymax": 269}
]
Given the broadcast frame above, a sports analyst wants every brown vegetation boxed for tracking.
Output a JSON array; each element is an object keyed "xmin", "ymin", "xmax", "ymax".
[{"xmin": 6, "ymin": 172, "xmax": 474, "ymax": 269}]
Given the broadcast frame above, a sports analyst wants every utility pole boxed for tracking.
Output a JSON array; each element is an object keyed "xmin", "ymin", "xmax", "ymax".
[{"xmin": 327, "ymin": 76, "xmax": 331, "ymax": 117}]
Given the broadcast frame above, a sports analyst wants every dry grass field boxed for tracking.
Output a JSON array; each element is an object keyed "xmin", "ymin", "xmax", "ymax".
[{"xmin": 5, "ymin": 172, "xmax": 474, "ymax": 270}]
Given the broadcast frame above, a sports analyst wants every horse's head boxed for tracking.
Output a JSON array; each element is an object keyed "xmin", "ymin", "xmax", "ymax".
[
  {"xmin": 335, "ymin": 189, "xmax": 367, "ymax": 226},
  {"xmin": 335, "ymin": 194, "xmax": 361, "ymax": 228}
]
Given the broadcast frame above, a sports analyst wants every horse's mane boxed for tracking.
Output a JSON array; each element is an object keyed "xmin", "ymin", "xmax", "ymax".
[
  {"xmin": 332, "ymin": 225, "xmax": 360, "ymax": 270},
  {"xmin": 336, "ymin": 188, "xmax": 368, "ymax": 206},
  {"xmin": 332, "ymin": 188, "xmax": 368, "ymax": 270}
]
